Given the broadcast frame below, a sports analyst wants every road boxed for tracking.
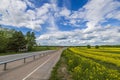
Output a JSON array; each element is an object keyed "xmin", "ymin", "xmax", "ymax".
[
  {"xmin": 0, "ymin": 50, "xmax": 56, "ymax": 64},
  {"xmin": 0, "ymin": 49, "xmax": 64, "ymax": 80}
]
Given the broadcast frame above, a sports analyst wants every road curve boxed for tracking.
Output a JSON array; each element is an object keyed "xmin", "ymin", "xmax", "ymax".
[{"xmin": 0, "ymin": 49, "xmax": 64, "ymax": 80}]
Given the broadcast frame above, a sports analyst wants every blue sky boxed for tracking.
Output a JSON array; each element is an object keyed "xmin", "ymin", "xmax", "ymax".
[{"xmin": 0, "ymin": 0, "xmax": 120, "ymax": 46}]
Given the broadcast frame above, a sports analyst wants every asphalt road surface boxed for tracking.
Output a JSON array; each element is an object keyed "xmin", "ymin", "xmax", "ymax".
[
  {"xmin": 0, "ymin": 49, "xmax": 64, "ymax": 80},
  {"xmin": 0, "ymin": 50, "xmax": 56, "ymax": 64}
]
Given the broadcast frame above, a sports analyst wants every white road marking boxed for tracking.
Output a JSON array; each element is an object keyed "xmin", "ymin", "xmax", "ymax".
[{"xmin": 22, "ymin": 54, "xmax": 55, "ymax": 80}]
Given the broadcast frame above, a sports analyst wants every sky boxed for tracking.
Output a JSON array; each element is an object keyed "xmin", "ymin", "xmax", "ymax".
[{"xmin": 0, "ymin": 0, "xmax": 120, "ymax": 46}]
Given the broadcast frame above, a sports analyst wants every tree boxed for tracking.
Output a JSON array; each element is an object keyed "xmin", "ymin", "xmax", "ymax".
[
  {"xmin": 7, "ymin": 31, "xmax": 27, "ymax": 52},
  {"xmin": 31, "ymin": 32, "xmax": 36, "ymax": 46},
  {"xmin": 0, "ymin": 31, "xmax": 8, "ymax": 52},
  {"xmin": 87, "ymin": 45, "xmax": 91, "ymax": 49},
  {"xmin": 0, "ymin": 26, "xmax": 16, "ymax": 53},
  {"xmin": 26, "ymin": 31, "xmax": 36, "ymax": 51},
  {"xmin": 95, "ymin": 45, "xmax": 99, "ymax": 49}
]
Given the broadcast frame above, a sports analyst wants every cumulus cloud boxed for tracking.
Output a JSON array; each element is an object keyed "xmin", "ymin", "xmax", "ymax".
[
  {"xmin": 37, "ymin": 25, "xmax": 120, "ymax": 46},
  {"xmin": 106, "ymin": 11, "xmax": 120, "ymax": 20},
  {"xmin": 83, "ymin": 0, "xmax": 120, "ymax": 32},
  {"xmin": 59, "ymin": 7, "xmax": 71, "ymax": 17},
  {"xmin": 60, "ymin": 0, "xmax": 120, "ymax": 29},
  {"xmin": 0, "ymin": 0, "xmax": 52, "ymax": 30},
  {"xmin": 0, "ymin": 0, "xmax": 60, "ymax": 32},
  {"xmin": 1, "ymin": 0, "xmax": 120, "ymax": 46},
  {"xmin": 36, "ymin": 0, "xmax": 120, "ymax": 46},
  {"xmin": 24, "ymin": 0, "xmax": 35, "ymax": 8}
]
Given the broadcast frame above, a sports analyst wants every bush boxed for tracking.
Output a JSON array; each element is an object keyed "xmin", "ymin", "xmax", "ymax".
[
  {"xmin": 95, "ymin": 45, "xmax": 99, "ymax": 49},
  {"xmin": 87, "ymin": 45, "xmax": 91, "ymax": 49}
]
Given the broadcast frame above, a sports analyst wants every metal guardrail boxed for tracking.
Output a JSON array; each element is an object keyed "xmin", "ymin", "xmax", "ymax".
[{"xmin": 0, "ymin": 50, "xmax": 57, "ymax": 70}]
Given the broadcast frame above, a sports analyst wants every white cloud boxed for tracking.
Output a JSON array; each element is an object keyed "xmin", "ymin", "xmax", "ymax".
[
  {"xmin": 37, "ymin": 25, "xmax": 120, "ymax": 46},
  {"xmin": 36, "ymin": 3, "xmax": 50, "ymax": 17},
  {"xmin": 106, "ymin": 11, "xmax": 120, "ymax": 20},
  {"xmin": 0, "ymin": 0, "xmax": 52, "ymax": 30},
  {"xmin": 61, "ymin": 0, "xmax": 120, "ymax": 30},
  {"xmin": 83, "ymin": 0, "xmax": 120, "ymax": 32},
  {"xmin": 24, "ymin": 0, "xmax": 35, "ymax": 8},
  {"xmin": 59, "ymin": 7, "xmax": 71, "ymax": 17},
  {"xmin": 1, "ymin": 0, "xmax": 120, "ymax": 46},
  {"xmin": 46, "ymin": 14, "xmax": 59, "ymax": 32}
]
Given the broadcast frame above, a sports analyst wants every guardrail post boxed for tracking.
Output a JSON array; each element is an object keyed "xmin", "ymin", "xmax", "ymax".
[
  {"xmin": 39, "ymin": 54, "xmax": 41, "ymax": 58},
  {"xmin": 24, "ymin": 58, "xmax": 26, "ymax": 63},
  {"xmin": 4, "ymin": 63, "xmax": 7, "ymax": 70},
  {"xmin": 33, "ymin": 55, "xmax": 35, "ymax": 60}
]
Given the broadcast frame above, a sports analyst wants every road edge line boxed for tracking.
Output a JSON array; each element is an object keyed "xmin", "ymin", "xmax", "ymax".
[{"xmin": 22, "ymin": 53, "xmax": 56, "ymax": 80}]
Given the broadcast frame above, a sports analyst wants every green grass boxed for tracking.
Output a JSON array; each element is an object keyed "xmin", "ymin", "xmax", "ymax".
[
  {"xmin": 49, "ymin": 50, "xmax": 72, "ymax": 80},
  {"xmin": 31, "ymin": 46, "xmax": 58, "ymax": 51}
]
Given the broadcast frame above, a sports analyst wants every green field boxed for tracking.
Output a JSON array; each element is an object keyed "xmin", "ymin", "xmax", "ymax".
[{"xmin": 50, "ymin": 47, "xmax": 120, "ymax": 80}]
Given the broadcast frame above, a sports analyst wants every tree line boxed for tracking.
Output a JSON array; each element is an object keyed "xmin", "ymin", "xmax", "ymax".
[{"xmin": 0, "ymin": 27, "xmax": 36, "ymax": 53}]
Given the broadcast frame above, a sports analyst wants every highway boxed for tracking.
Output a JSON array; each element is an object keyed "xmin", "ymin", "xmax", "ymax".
[
  {"xmin": 0, "ymin": 50, "xmax": 56, "ymax": 64},
  {"xmin": 0, "ymin": 49, "xmax": 63, "ymax": 80}
]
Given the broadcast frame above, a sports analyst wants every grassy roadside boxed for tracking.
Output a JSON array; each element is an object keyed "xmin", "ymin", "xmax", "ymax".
[
  {"xmin": 31, "ymin": 46, "xmax": 58, "ymax": 51},
  {"xmin": 0, "ymin": 46, "xmax": 58, "ymax": 56},
  {"xmin": 49, "ymin": 50, "xmax": 72, "ymax": 80}
]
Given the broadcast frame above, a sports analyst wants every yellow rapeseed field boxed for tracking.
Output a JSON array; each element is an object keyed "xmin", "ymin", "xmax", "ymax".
[{"xmin": 63, "ymin": 47, "xmax": 120, "ymax": 80}]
